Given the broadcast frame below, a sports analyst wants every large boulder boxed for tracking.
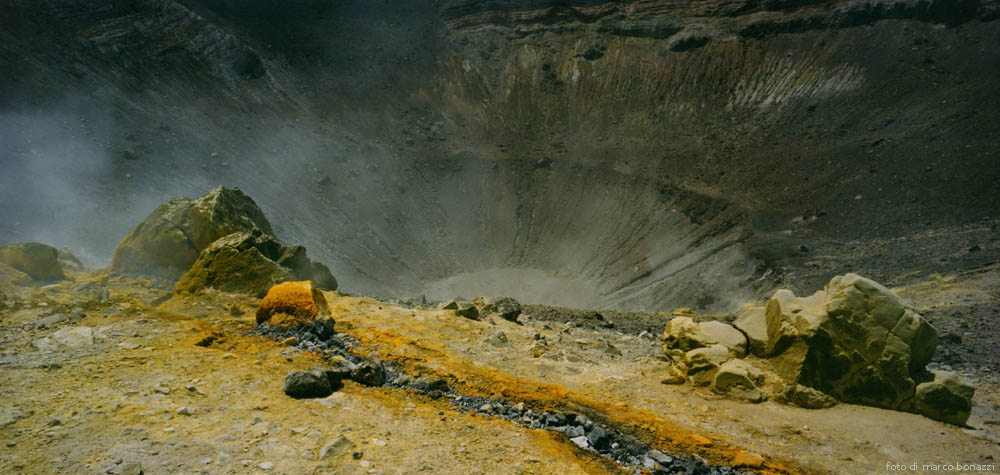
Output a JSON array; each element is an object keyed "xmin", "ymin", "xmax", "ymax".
[
  {"xmin": 0, "ymin": 242, "xmax": 66, "ymax": 282},
  {"xmin": 255, "ymin": 281, "xmax": 331, "ymax": 328},
  {"xmin": 112, "ymin": 187, "xmax": 273, "ymax": 278},
  {"xmin": 765, "ymin": 273, "xmax": 966, "ymax": 422},
  {"xmin": 662, "ymin": 316, "xmax": 746, "ymax": 357}
]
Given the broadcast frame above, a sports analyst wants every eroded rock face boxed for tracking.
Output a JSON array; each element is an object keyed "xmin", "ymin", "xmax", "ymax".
[
  {"xmin": 112, "ymin": 186, "xmax": 273, "ymax": 278},
  {"xmin": 255, "ymin": 281, "xmax": 331, "ymax": 328},
  {"xmin": 277, "ymin": 245, "xmax": 338, "ymax": 291},
  {"xmin": 733, "ymin": 306, "xmax": 767, "ymax": 357},
  {"xmin": 173, "ymin": 231, "xmax": 292, "ymax": 298},
  {"xmin": 662, "ymin": 316, "xmax": 746, "ymax": 357},
  {"xmin": 0, "ymin": 242, "xmax": 66, "ymax": 282}
]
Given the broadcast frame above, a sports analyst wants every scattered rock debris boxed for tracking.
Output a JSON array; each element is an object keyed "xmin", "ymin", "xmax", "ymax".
[{"xmin": 256, "ymin": 320, "xmax": 755, "ymax": 474}]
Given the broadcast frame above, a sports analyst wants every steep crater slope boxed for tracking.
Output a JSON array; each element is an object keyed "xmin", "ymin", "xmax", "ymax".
[{"xmin": 0, "ymin": 0, "xmax": 998, "ymax": 311}]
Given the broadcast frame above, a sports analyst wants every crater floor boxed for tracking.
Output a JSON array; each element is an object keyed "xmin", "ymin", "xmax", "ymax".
[{"xmin": 1, "ymin": 267, "xmax": 997, "ymax": 474}]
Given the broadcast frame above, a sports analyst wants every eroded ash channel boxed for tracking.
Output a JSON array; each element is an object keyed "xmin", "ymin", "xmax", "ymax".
[{"xmin": 251, "ymin": 320, "xmax": 756, "ymax": 475}]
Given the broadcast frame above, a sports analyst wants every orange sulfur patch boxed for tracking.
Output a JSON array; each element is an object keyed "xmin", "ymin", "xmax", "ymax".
[{"xmin": 255, "ymin": 281, "xmax": 330, "ymax": 327}]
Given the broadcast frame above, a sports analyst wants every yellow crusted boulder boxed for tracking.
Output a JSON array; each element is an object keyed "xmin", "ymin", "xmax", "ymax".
[{"xmin": 255, "ymin": 281, "xmax": 330, "ymax": 328}]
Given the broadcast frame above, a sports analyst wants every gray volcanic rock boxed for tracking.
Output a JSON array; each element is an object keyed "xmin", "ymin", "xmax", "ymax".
[
  {"xmin": 112, "ymin": 187, "xmax": 273, "ymax": 279},
  {"xmin": 0, "ymin": 242, "xmax": 66, "ymax": 282}
]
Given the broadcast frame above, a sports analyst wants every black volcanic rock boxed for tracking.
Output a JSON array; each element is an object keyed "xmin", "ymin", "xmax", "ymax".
[{"xmin": 284, "ymin": 370, "xmax": 333, "ymax": 399}]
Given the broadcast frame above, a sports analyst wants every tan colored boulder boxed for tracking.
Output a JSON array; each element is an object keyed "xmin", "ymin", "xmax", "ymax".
[
  {"xmin": 662, "ymin": 316, "xmax": 746, "ymax": 357},
  {"xmin": 733, "ymin": 305, "xmax": 767, "ymax": 357},
  {"xmin": 256, "ymin": 281, "xmax": 331, "ymax": 328},
  {"xmin": 905, "ymin": 370, "xmax": 975, "ymax": 426},
  {"xmin": 685, "ymin": 344, "xmax": 731, "ymax": 386},
  {"xmin": 174, "ymin": 231, "xmax": 292, "ymax": 298},
  {"xmin": 0, "ymin": 242, "xmax": 66, "ymax": 282},
  {"xmin": 764, "ymin": 273, "xmax": 956, "ymax": 421},
  {"xmin": 112, "ymin": 186, "xmax": 273, "ymax": 278},
  {"xmin": 713, "ymin": 360, "xmax": 766, "ymax": 403}
]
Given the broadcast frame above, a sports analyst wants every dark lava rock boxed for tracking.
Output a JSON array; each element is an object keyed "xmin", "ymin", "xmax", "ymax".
[
  {"xmin": 586, "ymin": 425, "xmax": 611, "ymax": 450},
  {"xmin": 277, "ymin": 245, "xmax": 338, "ymax": 291},
  {"xmin": 475, "ymin": 296, "xmax": 521, "ymax": 322},
  {"xmin": 311, "ymin": 362, "xmax": 353, "ymax": 389},
  {"xmin": 454, "ymin": 302, "xmax": 479, "ymax": 320},
  {"xmin": 0, "ymin": 242, "xmax": 66, "ymax": 282},
  {"xmin": 350, "ymin": 361, "xmax": 386, "ymax": 387},
  {"xmin": 284, "ymin": 370, "xmax": 333, "ymax": 399}
]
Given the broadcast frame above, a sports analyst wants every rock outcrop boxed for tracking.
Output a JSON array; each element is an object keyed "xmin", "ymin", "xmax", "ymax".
[
  {"xmin": 255, "ymin": 281, "xmax": 331, "ymax": 328},
  {"xmin": 0, "ymin": 242, "xmax": 66, "ymax": 282},
  {"xmin": 662, "ymin": 273, "xmax": 976, "ymax": 425},
  {"xmin": 114, "ymin": 187, "xmax": 337, "ymax": 296},
  {"xmin": 112, "ymin": 186, "xmax": 273, "ymax": 278},
  {"xmin": 474, "ymin": 296, "xmax": 522, "ymax": 322},
  {"xmin": 684, "ymin": 344, "xmax": 731, "ymax": 386},
  {"xmin": 173, "ymin": 231, "xmax": 293, "ymax": 298}
]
